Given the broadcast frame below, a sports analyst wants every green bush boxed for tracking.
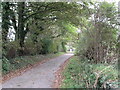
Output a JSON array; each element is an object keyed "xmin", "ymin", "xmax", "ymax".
[
  {"xmin": 41, "ymin": 38, "xmax": 59, "ymax": 54},
  {"xmin": 61, "ymin": 56, "xmax": 118, "ymax": 88},
  {"xmin": 24, "ymin": 40, "xmax": 38, "ymax": 55},
  {"xmin": 49, "ymin": 41, "xmax": 58, "ymax": 53},
  {"xmin": 41, "ymin": 38, "xmax": 52, "ymax": 54},
  {"xmin": 2, "ymin": 52, "xmax": 64, "ymax": 75},
  {"xmin": 2, "ymin": 57, "xmax": 13, "ymax": 74},
  {"xmin": 6, "ymin": 41, "xmax": 20, "ymax": 51}
]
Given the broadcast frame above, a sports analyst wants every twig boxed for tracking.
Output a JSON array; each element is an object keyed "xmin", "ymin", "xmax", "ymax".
[{"xmin": 93, "ymin": 66, "xmax": 112, "ymax": 88}]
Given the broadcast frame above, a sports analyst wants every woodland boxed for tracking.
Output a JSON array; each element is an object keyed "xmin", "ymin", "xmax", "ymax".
[{"xmin": 1, "ymin": 1, "xmax": 120, "ymax": 89}]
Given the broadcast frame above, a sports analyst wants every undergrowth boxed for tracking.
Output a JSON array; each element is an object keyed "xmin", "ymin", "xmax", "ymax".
[
  {"xmin": 61, "ymin": 56, "xmax": 118, "ymax": 89},
  {"xmin": 2, "ymin": 52, "xmax": 64, "ymax": 75}
]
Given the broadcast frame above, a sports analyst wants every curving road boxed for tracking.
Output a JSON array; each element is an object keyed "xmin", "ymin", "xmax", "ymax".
[{"xmin": 2, "ymin": 54, "xmax": 73, "ymax": 88}]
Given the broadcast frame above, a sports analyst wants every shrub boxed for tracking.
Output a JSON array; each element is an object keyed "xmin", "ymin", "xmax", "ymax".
[
  {"xmin": 2, "ymin": 57, "xmax": 12, "ymax": 74},
  {"xmin": 41, "ymin": 38, "xmax": 59, "ymax": 54},
  {"xmin": 61, "ymin": 56, "xmax": 118, "ymax": 88},
  {"xmin": 24, "ymin": 40, "xmax": 39, "ymax": 55},
  {"xmin": 48, "ymin": 40, "xmax": 58, "ymax": 53}
]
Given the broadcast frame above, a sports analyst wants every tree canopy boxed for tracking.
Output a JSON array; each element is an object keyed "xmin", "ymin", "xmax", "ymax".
[{"xmin": 1, "ymin": 1, "xmax": 119, "ymax": 88}]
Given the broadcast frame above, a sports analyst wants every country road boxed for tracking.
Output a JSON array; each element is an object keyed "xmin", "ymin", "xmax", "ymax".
[{"xmin": 2, "ymin": 54, "xmax": 73, "ymax": 88}]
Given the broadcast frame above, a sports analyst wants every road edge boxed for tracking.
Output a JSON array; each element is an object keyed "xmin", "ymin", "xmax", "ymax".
[
  {"xmin": 52, "ymin": 55, "xmax": 74, "ymax": 88},
  {"xmin": 2, "ymin": 54, "xmax": 65, "ymax": 84}
]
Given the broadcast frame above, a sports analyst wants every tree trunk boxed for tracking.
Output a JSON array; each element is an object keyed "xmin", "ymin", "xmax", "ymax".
[
  {"xmin": 2, "ymin": 2, "xmax": 10, "ymax": 44},
  {"xmin": 17, "ymin": 2, "xmax": 25, "ymax": 47}
]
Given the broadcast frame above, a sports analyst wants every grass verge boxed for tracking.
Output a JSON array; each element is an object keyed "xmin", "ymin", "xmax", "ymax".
[{"xmin": 60, "ymin": 56, "xmax": 118, "ymax": 88}]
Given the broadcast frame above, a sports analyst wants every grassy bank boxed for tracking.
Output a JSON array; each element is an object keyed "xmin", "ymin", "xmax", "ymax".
[
  {"xmin": 2, "ymin": 52, "xmax": 65, "ymax": 75},
  {"xmin": 60, "ymin": 56, "xmax": 118, "ymax": 88}
]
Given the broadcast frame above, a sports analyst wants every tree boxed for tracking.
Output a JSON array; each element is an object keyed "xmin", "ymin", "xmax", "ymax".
[
  {"xmin": 2, "ymin": 2, "xmax": 10, "ymax": 45},
  {"xmin": 76, "ymin": 1, "xmax": 118, "ymax": 63},
  {"xmin": 2, "ymin": 2, "xmax": 11, "ymax": 57}
]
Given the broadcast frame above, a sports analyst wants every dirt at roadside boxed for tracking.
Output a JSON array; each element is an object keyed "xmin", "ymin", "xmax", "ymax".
[{"xmin": 53, "ymin": 56, "xmax": 73, "ymax": 88}]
